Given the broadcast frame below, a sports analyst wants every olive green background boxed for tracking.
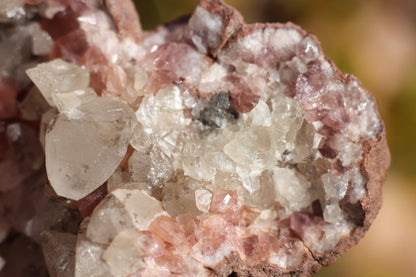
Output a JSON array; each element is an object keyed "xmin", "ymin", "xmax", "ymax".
[{"xmin": 133, "ymin": 1, "xmax": 416, "ymax": 276}]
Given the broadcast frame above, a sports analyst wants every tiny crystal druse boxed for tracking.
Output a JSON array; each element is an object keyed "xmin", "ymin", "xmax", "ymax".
[{"xmin": 0, "ymin": 0, "xmax": 389, "ymax": 276}]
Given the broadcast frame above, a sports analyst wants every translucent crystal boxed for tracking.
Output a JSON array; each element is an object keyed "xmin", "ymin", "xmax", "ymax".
[
  {"xmin": 75, "ymin": 237, "xmax": 111, "ymax": 277},
  {"xmin": 270, "ymin": 93, "xmax": 304, "ymax": 154},
  {"xmin": 162, "ymin": 180, "xmax": 201, "ymax": 218},
  {"xmin": 136, "ymin": 85, "xmax": 190, "ymax": 131},
  {"xmin": 323, "ymin": 203, "xmax": 343, "ymax": 224},
  {"xmin": 297, "ymin": 37, "xmax": 320, "ymax": 63},
  {"xmin": 253, "ymin": 209, "xmax": 278, "ymax": 231},
  {"xmin": 129, "ymin": 150, "xmax": 151, "ymax": 183},
  {"xmin": 244, "ymin": 170, "xmax": 276, "ymax": 209},
  {"xmin": 45, "ymin": 98, "xmax": 133, "ymax": 200},
  {"xmin": 28, "ymin": 23, "xmax": 53, "ymax": 56},
  {"xmin": 40, "ymin": 231, "xmax": 77, "ymax": 277},
  {"xmin": 241, "ymin": 174, "xmax": 261, "ymax": 193},
  {"xmin": 148, "ymin": 146, "xmax": 174, "ymax": 187},
  {"xmin": 273, "ymin": 167, "xmax": 311, "ymax": 211},
  {"xmin": 52, "ymin": 88, "xmax": 97, "ymax": 117},
  {"xmin": 148, "ymin": 215, "xmax": 187, "ymax": 245},
  {"xmin": 75, "ymin": 219, "xmax": 112, "ymax": 277},
  {"xmin": 111, "ymin": 188, "xmax": 167, "ymax": 230},
  {"xmin": 321, "ymin": 173, "xmax": 348, "ymax": 201},
  {"xmin": 292, "ymin": 121, "xmax": 315, "ymax": 163},
  {"xmin": 39, "ymin": 108, "xmax": 58, "ymax": 150},
  {"xmin": 102, "ymin": 228, "xmax": 145, "ymax": 277},
  {"xmin": 195, "ymin": 189, "xmax": 212, "ymax": 213},
  {"xmin": 26, "ymin": 59, "xmax": 90, "ymax": 107},
  {"xmin": 129, "ymin": 145, "xmax": 174, "ymax": 187},
  {"xmin": 247, "ymin": 101, "xmax": 271, "ymax": 127},
  {"xmin": 224, "ymin": 127, "xmax": 275, "ymax": 175},
  {"xmin": 182, "ymin": 154, "xmax": 217, "ymax": 182},
  {"xmin": 130, "ymin": 121, "xmax": 153, "ymax": 152},
  {"xmin": 133, "ymin": 66, "xmax": 148, "ymax": 92},
  {"xmin": 86, "ymin": 196, "xmax": 134, "ymax": 244}
]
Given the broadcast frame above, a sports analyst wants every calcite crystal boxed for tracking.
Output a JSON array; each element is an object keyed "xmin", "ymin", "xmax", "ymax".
[{"xmin": 0, "ymin": 0, "xmax": 389, "ymax": 276}]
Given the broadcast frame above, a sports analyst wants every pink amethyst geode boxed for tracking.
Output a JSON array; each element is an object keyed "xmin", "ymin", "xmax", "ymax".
[{"xmin": 0, "ymin": 0, "xmax": 390, "ymax": 276}]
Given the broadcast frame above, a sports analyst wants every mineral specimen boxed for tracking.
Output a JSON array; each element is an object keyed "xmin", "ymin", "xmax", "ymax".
[{"xmin": 0, "ymin": 0, "xmax": 389, "ymax": 276}]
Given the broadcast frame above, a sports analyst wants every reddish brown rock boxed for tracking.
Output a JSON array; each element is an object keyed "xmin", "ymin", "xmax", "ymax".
[
  {"xmin": 77, "ymin": 183, "xmax": 108, "ymax": 217},
  {"xmin": 0, "ymin": 77, "xmax": 19, "ymax": 120},
  {"xmin": 104, "ymin": 0, "xmax": 143, "ymax": 42},
  {"xmin": 49, "ymin": 29, "xmax": 89, "ymax": 63}
]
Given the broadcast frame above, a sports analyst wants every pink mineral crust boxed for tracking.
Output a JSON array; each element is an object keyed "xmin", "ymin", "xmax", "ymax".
[{"xmin": 0, "ymin": 0, "xmax": 390, "ymax": 276}]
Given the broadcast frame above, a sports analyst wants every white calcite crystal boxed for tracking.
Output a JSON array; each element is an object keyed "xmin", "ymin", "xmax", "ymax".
[
  {"xmin": 28, "ymin": 22, "xmax": 53, "ymax": 56},
  {"xmin": 0, "ymin": 0, "xmax": 389, "ymax": 276},
  {"xmin": 86, "ymin": 196, "xmax": 134, "ymax": 244},
  {"xmin": 45, "ymin": 96, "xmax": 134, "ymax": 200},
  {"xmin": 111, "ymin": 187, "xmax": 167, "ymax": 230},
  {"xmin": 102, "ymin": 228, "xmax": 146, "ymax": 277},
  {"xmin": 273, "ymin": 167, "xmax": 311, "ymax": 211},
  {"xmin": 195, "ymin": 189, "xmax": 212, "ymax": 213},
  {"xmin": 52, "ymin": 88, "xmax": 98, "ymax": 117},
  {"xmin": 26, "ymin": 59, "xmax": 90, "ymax": 107},
  {"xmin": 75, "ymin": 237, "xmax": 112, "ymax": 277},
  {"xmin": 75, "ymin": 219, "xmax": 112, "ymax": 277}
]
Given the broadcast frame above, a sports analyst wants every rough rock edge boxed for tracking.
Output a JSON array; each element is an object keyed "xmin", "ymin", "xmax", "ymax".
[
  {"xmin": 196, "ymin": 0, "xmax": 244, "ymax": 56},
  {"xmin": 104, "ymin": 0, "xmax": 142, "ymax": 42},
  {"xmin": 208, "ymin": 251, "xmax": 321, "ymax": 277},
  {"xmin": 103, "ymin": 0, "xmax": 390, "ymax": 276},
  {"xmin": 313, "ymin": 82, "xmax": 390, "ymax": 267}
]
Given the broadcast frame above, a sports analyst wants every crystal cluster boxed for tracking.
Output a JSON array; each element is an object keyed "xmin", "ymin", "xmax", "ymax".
[{"xmin": 0, "ymin": 0, "xmax": 389, "ymax": 276}]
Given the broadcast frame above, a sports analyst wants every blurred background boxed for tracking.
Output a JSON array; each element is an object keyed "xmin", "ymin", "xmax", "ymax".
[{"xmin": 132, "ymin": 0, "xmax": 416, "ymax": 276}]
